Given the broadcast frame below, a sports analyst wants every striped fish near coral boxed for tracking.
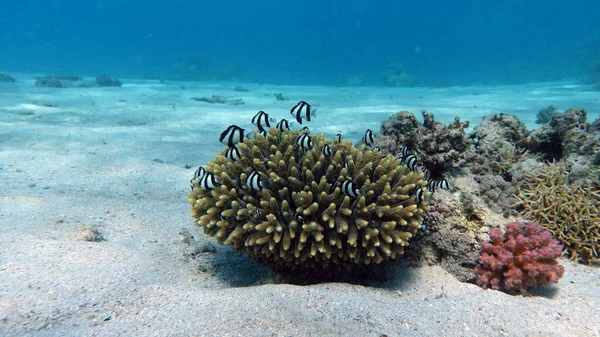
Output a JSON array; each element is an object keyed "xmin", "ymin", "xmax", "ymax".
[
  {"xmin": 340, "ymin": 178, "xmax": 364, "ymax": 198},
  {"xmin": 296, "ymin": 133, "xmax": 313, "ymax": 150},
  {"xmin": 290, "ymin": 100, "xmax": 317, "ymax": 124},
  {"xmin": 276, "ymin": 119, "xmax": 291, "ymax": 132},
  {"xmin": 362, "ymin": 129, "xmax": 374, "ymax": 147},
  {"xmin": 245, "ymin": 169, "xmax": 264, "ymax": 191},
  {"xmin": 251, "ymin": 110, "xmax": 275, "ymax": 132},
  {"xmin": 219, "ymin": 125, "xmax": 246, "ymax": 146}
]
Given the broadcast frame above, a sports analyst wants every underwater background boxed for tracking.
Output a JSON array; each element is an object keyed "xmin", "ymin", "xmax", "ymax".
[{"xmin": 2, "ymin": 0, "xmax": 600, "ymax": 86}]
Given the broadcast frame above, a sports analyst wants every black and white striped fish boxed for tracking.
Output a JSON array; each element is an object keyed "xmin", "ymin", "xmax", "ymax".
[
  {"xmin": 225, "ymin": 146, "xmax": 241, "ymax": 161},
  {"xmin": 362, "ymin": 129, "xmax": 374, "ymax": 146},
  {"xmin": 321, "ymin": 144, "xmax": 332, "ymax": 157},
  {"xmin": 415, "ymin": 187, "xmax": 424, "ymax": 204},
  {"xmin": 276, "ymin": 119, "xmax": 291, "ymax": 132},
  {"xmin": 401, "ymin": 145, "xmax": 412, "ymax": 159},
  {"xmin": 245, "ymin": 169, "xmax": 264, "ymax": 191},
  {"xmin": 198, "ymin": 172, "xmax": 220, "ymax": 190},
  {"xmin": 296, "ymin": 133, "xmax": 313, "ymax": 150},
  {"xmin": 290, "ymin": 100, "xmax": 317, "ymax": 124},
  {"xmin": 219, "ymin": 125, "xmax": 246, "ymax": 146},
  {"xmin": 372, "ymin": 146, "xmax": 381, "ymax": 152},
  {"xmin": 427, "ymin": 179, "xmax": 436, "ymax": 193},
  {"xmin": 437, "ymin": 178, "xmax": 449, "ymax": 190},
  {"xmin": 340, "ymin": 179, "xmax": 363, "ymax": 198},
  {"xmin": 300, "ymin": 126, "xmax": 310, "ymax": 133},
  {"xmin": 193, "ymin": 166, "xmax": 206, "ymax": 179},
  {"xmin": 421, "ymin": 166, "xmax": 431, "ymax": 179},
  {"xmin": 404, "ymin": 154, "xmax": 418, "ymax": 171},
  {"xmin": 334, "ymin": 133, "xmax": 343, "ymax": 143},
  {"xmin": 251, "ymin": 110, "xmax": 275, "ymax": 132}
]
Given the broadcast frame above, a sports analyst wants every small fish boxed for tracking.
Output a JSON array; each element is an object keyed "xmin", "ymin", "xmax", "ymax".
[
  {"xmin": 372, "ymin": 146, "xmax": 381, "ymax": 152},
  {"xmin": 189, "ymin": 177, "xmax": 196, "ymax": 191},
  {"xmin": 257, "ymin": 128, "xmax": 267, "ymax": 137},
  {"xmin": 198, "ymin": 172, "xmax": 220, "ymax": 190},
  {"xmin": 334, "ymin": 133, "xmax": 343, "ymax": 143},
  {"xmin": 225, "ymin": 146, "xmax": 241, "ymax": 161},
  {"xmin": 404, "ymin": 154, "xmax": 418, "ymax": 171},
  {"xmin": 321, "ymin": 144, "xmax": 332, "ymax": 157},
  {"xmin": 300, "ymin": 126, "xmax": 310, "ymax": 133},
  {"xmin": 296, "ymin": 133, "xmax": 313, "ymax": 150},
  {"xmin": 421, "ymin": 167, "xmax": 431, "ymax": 179},
  {"xmin": 401, "ymin": 145, "xmax": 412, "ymax": 159},
  {"xmin": 415, "ymin": 186, "xmax": 424, "ymax": 204},
  {"xmin": 276, "ymin": 119, "xmax": 291, "ymax": 132},
  {"xmin": 219, "ymin": 125, "xmax": 245, "ymax": 146},
  {"xmin": 362, "ymin": 129, "xmax": 374, "ymax": 146},
  {"xmin": 251, "ymin": 110, "xmax": 275, "ymax": 132},
  {"xmin": 193, "ymin": 166, "xmax": 206, "ymax": 179},
  {"xmin": 427, "ymin": 179, "xmax": 436, "ymax": 193},
  {"xmin": 245, "ymin": 169, "xmax": 264, "ymax": 191},
  {"xmin": 340, "ymin": 179, "xmax": 363, "ymax": 198},
  {"xmin": 295, "ymin": 213, "xmax": 305, "ymax": 224},
  {"xmin": 437, "ymin": 178, "xmax": 449, "ymax": 190},
  {"xmin": 290, "ymin": 100, "xmax": 317, "ymax": 124}
]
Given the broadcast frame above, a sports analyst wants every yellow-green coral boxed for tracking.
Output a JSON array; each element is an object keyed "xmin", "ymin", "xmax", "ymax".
[
  {"xmin": 514, "ymin": 162, "xmax": 600, "ymax": 263},
  {"xmin": 188, "ymin": 128, "xmax": 428, "ymax": 273}
]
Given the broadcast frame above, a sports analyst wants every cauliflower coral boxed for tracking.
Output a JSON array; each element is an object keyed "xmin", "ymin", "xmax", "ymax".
[{"xmin": 474, "ymin": 222, "xmax": 564, "ymax": 295}]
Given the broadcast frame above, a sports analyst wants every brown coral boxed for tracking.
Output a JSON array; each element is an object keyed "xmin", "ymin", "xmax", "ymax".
[
  {"xmin": 188, "ymin": 128, "xmax": 428, "ymax": 276},
  {"xmin": 514, "ymin": 162, "xmax": 600, "ymax": 263}
]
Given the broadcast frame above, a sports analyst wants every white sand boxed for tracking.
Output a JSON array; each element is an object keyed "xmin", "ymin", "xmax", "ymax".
[{"xmin": 0, "ymin": 78, "xmax": 599, "ymax": 336}]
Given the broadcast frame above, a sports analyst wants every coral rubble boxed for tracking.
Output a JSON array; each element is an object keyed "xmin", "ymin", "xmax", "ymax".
[
  {"xmin": 474, "ymin": 222, "xmax": 565, "ymax": 295},
  {"xmin": 188, "ymin": 128, "xmax": 428, "ymax": 277}
]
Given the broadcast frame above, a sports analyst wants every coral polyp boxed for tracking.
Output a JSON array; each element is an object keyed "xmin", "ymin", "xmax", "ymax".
[{"xmin": 188, "ymin": 128, "xmax": 428, "ymax": 275}]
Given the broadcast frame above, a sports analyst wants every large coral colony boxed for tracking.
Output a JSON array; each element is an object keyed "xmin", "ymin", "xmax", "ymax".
[
  {"xmin": 188, "ymin": 101, "xmax": 438, "ymax": 275},
  {"xmin": 188, "ymin": 101, "xmax": 598, "ymax": 294}
]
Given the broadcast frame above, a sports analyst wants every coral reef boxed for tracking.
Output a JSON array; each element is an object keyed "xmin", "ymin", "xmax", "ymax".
[
  {"xmin": 188, "ymin": 128, "xmax": 428, "ymax": 277},
  {"xmin": 376, "ymin": 110, "xmax": 470, "ymax": 177},
  {"xmin": 514, "ymin": 161, "xmax": 600, "ymax": 263},
  {"xmin": 0, "ymin": 73, "xmax": 16, "ymax": 82},
  {"xmin": 95, "ymin": 75, "xmax": 122, "ymax": 87},
  {"xmin": 525, "ymin": 108, "xmax": 599, "ymax": 165},
  {"xmin": 474, "ymin": 222, "xmax": 565, "ymax": 295},
  {"xmin": 535, "ymin": 105, "xmax": 559, "ymax": 124},
  {"xmin": 34, "ymin": 76, "xmax": 66, "ymax": 88}
]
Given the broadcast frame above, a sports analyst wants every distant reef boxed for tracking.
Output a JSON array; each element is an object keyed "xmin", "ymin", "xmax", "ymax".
[
  {"xmin": 34, "ymin": 75, "xmax": 122, "ymax": 88},
  {"xmin": 0, "ymin": 73, "xmax": 16, "ymax": 82}
]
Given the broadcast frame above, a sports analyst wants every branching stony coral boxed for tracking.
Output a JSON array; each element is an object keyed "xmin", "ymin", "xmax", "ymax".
[
  {"xmin": 474, "ymin": 222, "xmax": 565, "ymax": 295},
  {"xmin": 188, "ymin": 128, "xmax": 428, "ymax": 275},
  {"xmin": 514, "ymin": 162, "xmax": 600, "ymax": 263}
]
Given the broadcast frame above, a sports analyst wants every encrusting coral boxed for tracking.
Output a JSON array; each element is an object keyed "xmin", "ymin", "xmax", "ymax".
[
  {"xmin": 514, "ymin": 161, "xmax": 600, "ymax": 264},
  {"xmin": 474, "ymin": 222, "xmax": 565, "ymax": 295},
  {"xmin": 188, "ymin": 128, "xmax": 428, "ymax": 276}
]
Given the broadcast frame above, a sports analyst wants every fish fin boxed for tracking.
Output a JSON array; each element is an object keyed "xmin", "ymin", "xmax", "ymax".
[{"xmin": 311, "ymin": 108, "xmax": 318, "ymax": 118}]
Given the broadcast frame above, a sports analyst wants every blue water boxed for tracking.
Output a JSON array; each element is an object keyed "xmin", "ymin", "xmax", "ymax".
[{"xmin": 1, "ymin": 1, "xmax": 600, "ymax": 86}]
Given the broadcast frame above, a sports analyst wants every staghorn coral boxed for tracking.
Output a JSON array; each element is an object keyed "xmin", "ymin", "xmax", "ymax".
[
  {"xmin": 188, "ymin": 128, "xmax": 428, "ymax": 277},
  {"xmin": 377, "ymin": 110, "xmax": 470, "ymax": 177},
  {"xmin": 474, "ymin": 222, "xmax": 564, "ymax": 295},
  {"xmin": 514, "ymin": 162, "xmax": 600, "ymax": 263}
]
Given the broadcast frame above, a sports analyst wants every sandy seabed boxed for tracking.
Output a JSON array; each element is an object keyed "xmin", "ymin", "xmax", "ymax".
[{"xmin": 0, "ymin": 76, "xmax": 599, "ymax": 336}]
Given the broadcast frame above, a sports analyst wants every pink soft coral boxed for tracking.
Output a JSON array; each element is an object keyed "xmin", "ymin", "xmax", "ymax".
[{"xmin": 474, "ymin": 222, "xmax": 565, "ymax": 295}]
